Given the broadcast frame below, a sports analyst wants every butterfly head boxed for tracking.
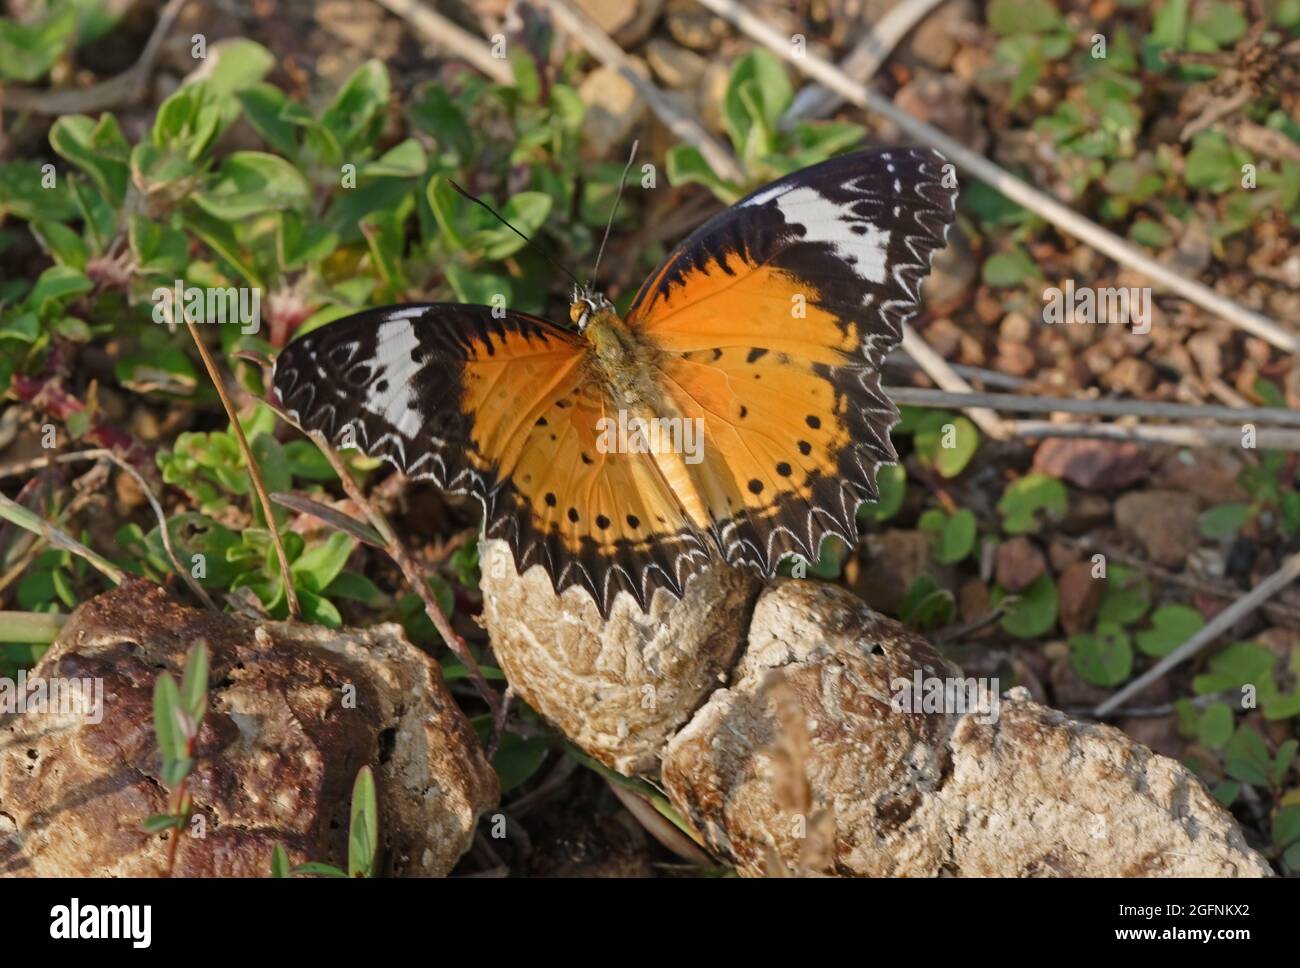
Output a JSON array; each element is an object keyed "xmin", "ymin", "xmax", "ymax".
[{"xmin": 568, "ymin": 284, "xmax": 613, "ymax": 332}]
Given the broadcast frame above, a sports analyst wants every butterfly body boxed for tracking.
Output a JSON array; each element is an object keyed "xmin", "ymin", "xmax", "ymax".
[{"xmin": 275, "ymin": 148, "xmax": 958, "ymax": 617}]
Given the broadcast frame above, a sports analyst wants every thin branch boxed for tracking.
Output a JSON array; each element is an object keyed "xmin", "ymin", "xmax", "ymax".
[
  {"xmin": 181, "ymin": 317, "xmax": 300, "ymax": 618},
  {"xmin": 784, "ymin": 0, "xmax": 946, "ymax": 124},
  {"xmin": 885, "ymin": 351, "xmax": 1027, "ymax": 389},
  {"xmin": 542, "ymin": 0, "xmax": 744, "ymax": 182},
  {"xmin": 0, "ymin": 0, "xmax": 191, "ymax": 115},
  {"xmin": 900, "ymin": 325, "xmax": 1009, "ymax": 438},
  {"xmin": 885, "ymin": 387, "xmax": 1300, "ymax": 426},
  {"xmin": 373, "ymin": 0, "xmax": 513, "ymax": 84},
  {"xmin": 693, "ymin": 0, "xmax": 1300, "ymax": 354},
  {"xmin": 1008, "ymin": 419, "xmax": 1300, "ymax": 451},
  {"xmin": 0, "ymin": 493, "xmax": 124, "ymax": 585},
  {"xmin": 1094, "ymin": 548, "xmax": 1300, "ymax": 717}
]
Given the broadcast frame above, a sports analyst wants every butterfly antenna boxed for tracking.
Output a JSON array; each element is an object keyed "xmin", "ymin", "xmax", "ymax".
[
  {"xmin": 447, "ymin": 179, "xmax": 582, "ymax": 289},
  {"xmin": 591, "ymin": 139, "xmax": 639, "ymax": 286}
]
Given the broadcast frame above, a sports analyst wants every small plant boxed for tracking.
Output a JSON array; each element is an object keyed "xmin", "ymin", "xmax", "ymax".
[
  {"xmin": 271, "ymin": 765, "xmax": 380, "ymax": 877},
  {"xmin": 143, "ymin": 640, "xmax": 209, "ymax": 877},
  {"xmin": 666, "ymin": 48, "xmax": 865, "ymax": 203}
]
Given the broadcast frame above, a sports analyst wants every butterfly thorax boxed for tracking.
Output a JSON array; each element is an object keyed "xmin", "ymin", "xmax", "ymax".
[{"xmin": 581, "ymin": 303, "xmax": 665, "ymax": 411}]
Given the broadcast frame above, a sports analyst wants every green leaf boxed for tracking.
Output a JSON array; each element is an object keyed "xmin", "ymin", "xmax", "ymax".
[
  {"xmin": 270, "ymin": 843, "xmax": 291, "ymax": 878},
  {"xmin": 237, "ymin": 83, "xmax": 304, "ymax": 159},
  {"xmin": 1273, "ymin": 806, "xmax": 1300, "ymax": 851},
  {"xmin": 1199, "ymin": 503, "xmax": 1250, "ymax": 540},
  {"xmin": 722, "ymin": 49, "xmax": 792, "ymax": 160},
  {"xmin": 362, "ymin": 138, "xmax": 427, "ymax": 178},
  {"xmin": 856, "ymin": 463, "xmax": 906, "ymax": 523},
  {"xmin": 180, "ymin": 641, "xmax": 209, "ymax": 726},
  {"xmin": 1223, "ymin": 725, "xmax": 1271, "ymax": 786},
  {"xmin": 492, "ymin": 731, "xmax": 551, "ymax": 793},
  {"xmin": 998, "ymin": 473, "xmax": 1068, "ymax": 534},
  {"xmin": 997, "ymin": 573, "xmax": 1059, "ymax": 639},
  {"xmin": 914, "ymin": 413, "xmax": 980, "ymax": 478},
  {"xmin": 190, "ymin": 38, "xmax": 275, "ymax": 96},
  {"xmin": 291, "ymin": 532, "xmax": 356, "ymax": 594},
  {"xmin": 1192, "ymin": 641, "xmax": 1274, "ymax": 695},
  {"xmin": 1184, "ymin": 132, "xmax": 1250, "ymax": 193},
  {"xmin": 153, "ymin": 672, "xmax": 185, "ymax": 763},
  {"xmin": 1070, "ymin": 620, "xmax": 1133, "ymax": 686},
  {"xmin": 49, "ymin": 114, "xmax": 130, "ymax": 208},
  {"xmin": 665, "ymin": 144, "xmax": 742, "ymax": 204},
  {"xmin": 0, "ymin": 6, "xmax": 78, "ymax": 82},
  {"xmin": 30, "ymin": 220, "xmax": 88, "ymax": 270},
  {"xmin": 1135, "ymin": 604, "xmax": 1204, "ymax": 658},
  {"xmin": 194, "ymin": 151, "xmax": 311, "ymax": 220},
  {"xmin": 919, "ymin": 508, "xmax": 977, "ymax": 565},
  {"xmin": 1097, "ymin": 564, "xmax": 1151, "ymax": 626},
  {"xmin": 988, "ymin": 0, "xmax": 1063, "ymax": 34},
  {"xmin": 1197, "ymin": 700, "xmax": 1234, "ymax": 748},
  {"xmin": 321, "ymin": 60, "xmax": 390, "ymax": 158},
  {"xmin": 348, "ymin": 765, "xmax": 379, "ymax": 878},
  {"xmin": 142, "ymin": 813, "xmax": 181, "ymax": 834},
  {"xmin": 292, "ymin": 862, "xmax": 349, "ymax": 878},
  {"xmin": 899, "ymin": 575, "xmax": 955, "ymax": 631},
  {"xmin": 982, "ymin": 246, "xmax": 1041, "ymax": 287}
]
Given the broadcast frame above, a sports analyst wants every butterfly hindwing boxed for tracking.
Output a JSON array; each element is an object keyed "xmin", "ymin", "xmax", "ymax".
[
  {"xmin": 628, "ymin": 147, "xmax": 957, "ymax": 574},
  {"xmin": 272, "ymin": 304, "xmax": 709, "ymax": 615}
]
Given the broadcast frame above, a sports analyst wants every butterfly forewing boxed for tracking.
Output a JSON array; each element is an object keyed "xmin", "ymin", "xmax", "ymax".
[
  {"xmin": 272, "ymin": 304, "xmax": 710, "ymax": 615},
  {"xmin": 628, "ymin": 147, "xmax": 958, "ymax": 575}
]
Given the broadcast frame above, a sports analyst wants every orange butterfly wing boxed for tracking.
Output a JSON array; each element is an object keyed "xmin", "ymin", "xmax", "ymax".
[
  {"xmin": 273, "ymin": 305, "xmax": 709, "ymax": 613},
  {"xmin": 628, "ymin": 147, "xmax": 957, "ymax": 572}
]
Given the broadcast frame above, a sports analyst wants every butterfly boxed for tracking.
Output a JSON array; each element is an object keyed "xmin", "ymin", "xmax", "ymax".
[{"xmin": 273, "ymin": 147, "xmax": 958, "ymax": 617}]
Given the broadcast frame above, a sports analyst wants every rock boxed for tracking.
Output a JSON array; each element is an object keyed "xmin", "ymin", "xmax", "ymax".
[
  {"xmin": 477, "ymin": 539, "xmax": 760, "ymax": 775},
  {"xmin": 858, "ymin": 529, "xmax": 938, "ymax": 615},
  {"xmin": 644, "ymin": 37, "xmax": 706, "ymax": 89},
  {"xmin": 1115, "ymin": 490, "xmax": 1203, "ymax": 567},
  {"xmin": 574, "ymin": 0, "xmax": 664, "ymax": 47},
  {"xmin": 479, "ymin": 547, "xmax": 1271, "ymax": 877},
  {"xmin": 665, "ymin": 0, "xmax": 725, "ymax": 51},
  {"xmin": 697, "ymin": 59, "xmax": 730, "ymax": 133},
  {"xmin": 996, "ymin": 536, "xmax": 1047, "ymax": 592},
  {"xmin": 1057, "ymin": 560, "xmax": 1105, "ymax": 634},
  {"xmin": 892, "ymin": 73, "xmax": 988, "ymax": 155},
  {"xmin": 901, "ymin": 0, "xmax": 974, "ymax": 70},
  {"xmin": 662, "ymin": 581, "xmax": 1271, "ymax": 877},
  {"xmin": 0, "ymin": 581, "xmax": 497, "ymax": 877},
  {"xmin": 1033, "ymin": 438, "xmax": 1151, "ymax": 490},
  {"xmin": 578, "ymin": 60, "xmax": 649, "ymax": 160},
  {"xmin": 1103, "ymin": 356, "xmax": 1157, "ymax": 395},
  {"xmin": 1154, "ymin": 449, "xmax": 1249, "ymax": 504}
]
